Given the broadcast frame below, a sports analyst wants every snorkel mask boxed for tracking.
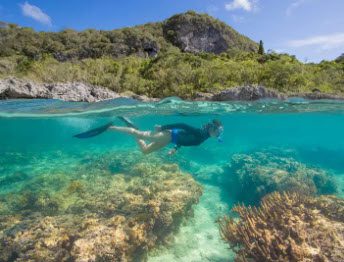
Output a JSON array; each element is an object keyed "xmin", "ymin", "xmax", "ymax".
[{"xmin": 207, "ymin": 119, "xmax": 224, "ymax": 143}]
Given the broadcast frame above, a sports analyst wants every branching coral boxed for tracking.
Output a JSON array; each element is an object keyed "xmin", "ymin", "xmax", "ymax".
[
  {"xmin": 0, "ymin": 153, "xmax": 202, "ymax": 262},
  {"xmin": 219, "ymin": 192, "xmax": 344, "ymax": 262},
  {"xmin": 224, "ymin": 151, "xmax": 337, "ymax": 205}
]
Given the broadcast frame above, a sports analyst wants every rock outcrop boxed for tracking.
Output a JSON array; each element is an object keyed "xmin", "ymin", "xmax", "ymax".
[
  {"xmin": 0, "ymin": 78, "xmax": 120, "ymax": 102},
  {"xmin": 212, "ymin": 85, "xmax": 286, "ymax": 101},
  {"xmin": 1, "ymin": 12, "xmax": 257, "ymax": 61},
  {"xmin": 0, "ymin": 78, "xmax": 159, "ymax": 102},
  {"xmin": 2, "ymin": 78, "xmax": 343, "ymax": 102},
  {"xmin": 193, "ymin": 92, "xmax": 215, "ymax": 101},
  {"xmin": 163, "ymin": 11, "xmax": 257, "ymax": 54},
  {"xmin": 299, "ymin": 92, "xmax": 344, "ymax": 100}
]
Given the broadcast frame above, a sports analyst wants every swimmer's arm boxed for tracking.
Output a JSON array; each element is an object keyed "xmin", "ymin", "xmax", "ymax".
[{"xmin": 168, "ymin": 145, "xmax": 181, "ymax": 155}]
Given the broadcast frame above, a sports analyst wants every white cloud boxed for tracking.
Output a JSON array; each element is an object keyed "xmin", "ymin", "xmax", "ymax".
[
  {"xmin": 286, "ymin": 0, "xmax": 307, "ymax": 16},
  {"xmin": 20, "ymin": 1, "xmax": 52, "ymax": 26},
  {"xmin": 288, "ymin": 33, "xmax": 344, "ymax": 50},
  {"xmin": 225, "ymin": 0, "xmax": 258, "ymax": 12}
]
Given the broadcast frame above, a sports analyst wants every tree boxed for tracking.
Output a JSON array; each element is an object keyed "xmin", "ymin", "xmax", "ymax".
[
  {"xmin": 335, "ymin": 53, "xmax": 344, "ymax": 63},
  {"xmin": 258, "ymin": 40, "xmax": 265, "ymax": 55}
]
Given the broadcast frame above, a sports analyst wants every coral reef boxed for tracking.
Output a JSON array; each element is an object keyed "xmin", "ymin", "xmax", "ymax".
[
  {"xmin": 224, "ymin": 151, "xmax": 337, "ymax": 205},
  {"xmin": 219, "ymin": 192, "xmax": 344, "ymax": 262},
  {"xmin": 0, "ymin": 152, "xmax": 202, "ymax": 261}
]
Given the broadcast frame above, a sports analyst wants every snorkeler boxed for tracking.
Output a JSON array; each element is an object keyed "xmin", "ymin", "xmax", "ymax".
[
  {"xmin": 108, "ymin": 117, "xmax": 224, "ymax": 155},
  {"xmin": 74, "ymin": 117, "xmax": 223, "ymax": 155}
]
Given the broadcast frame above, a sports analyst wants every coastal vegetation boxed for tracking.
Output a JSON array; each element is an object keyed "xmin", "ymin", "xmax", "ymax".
[
  {"xmin": 0, "ymin": 11, "xmax": 343, "ymax": 98},
  {"xmin": 1, "ymin": 50, "xmax": 343, "ymax": 99}
]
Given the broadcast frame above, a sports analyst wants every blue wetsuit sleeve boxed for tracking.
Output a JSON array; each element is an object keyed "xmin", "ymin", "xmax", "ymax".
[{"xmin": 160, "ymin": 123, "xmax": 198, "ymax": 132}]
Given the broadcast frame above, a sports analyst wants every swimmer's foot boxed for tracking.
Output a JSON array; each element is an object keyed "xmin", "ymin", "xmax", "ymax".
[{"xmin": 118, "ymin": 116, "xmax": 138, "ymax": 129}]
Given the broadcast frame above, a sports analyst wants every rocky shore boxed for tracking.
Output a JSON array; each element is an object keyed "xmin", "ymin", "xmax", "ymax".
[{"xmin": 0, "ymin": 78, "xmax": 343, "ymax": 102}]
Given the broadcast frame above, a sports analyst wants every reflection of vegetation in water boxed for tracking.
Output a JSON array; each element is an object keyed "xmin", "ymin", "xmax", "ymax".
[
  {"xmin": 220, "ymin": 192, "xmax": 344, "ymax": 262},
  {"xmin": 0, "ymin": 151, "xmax": 202, "ymax": 261}
]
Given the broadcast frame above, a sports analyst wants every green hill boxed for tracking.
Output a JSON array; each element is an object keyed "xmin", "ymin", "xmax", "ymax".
[
  {"xmin": 0, "ymin": 11, "xmax": 257, "ymax": 61},
  {"xmin": 0, "ymin": 11, "xmax": 343, "ymax": 99},
  {"xmin": 163, "ymin": 11, "xmax": 257, "ymax": 54}
]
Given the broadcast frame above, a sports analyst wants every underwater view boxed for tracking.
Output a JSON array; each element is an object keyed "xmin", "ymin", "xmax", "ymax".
[{"xmin": 0, "ymin": 98, "xmax": 344, "ymax": 261}]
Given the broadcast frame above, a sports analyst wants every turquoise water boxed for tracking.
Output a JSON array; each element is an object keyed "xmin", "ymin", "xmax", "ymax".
[{"xmin": 1, "ymin": 98, "xmax": 344, "ymax": 261}]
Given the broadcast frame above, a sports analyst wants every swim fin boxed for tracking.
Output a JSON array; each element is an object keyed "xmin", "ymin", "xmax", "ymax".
[
  {"xmin": 117, "ymin": 116, "xmax": 138, "ymax": 129},
  {"xmin": 73, "ymin": 122, "xmax": 113, "ymax": 138}
]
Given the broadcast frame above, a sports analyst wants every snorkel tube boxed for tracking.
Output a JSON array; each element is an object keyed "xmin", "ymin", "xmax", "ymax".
[{"xmin": 217, "ymin": 125, "xmax": 224, "ymax": 143}]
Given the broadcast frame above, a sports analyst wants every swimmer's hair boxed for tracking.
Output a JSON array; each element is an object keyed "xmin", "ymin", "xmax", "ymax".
[{"xmin": 203, "ymin": 119, "xmax": 222, "ymax": 130}]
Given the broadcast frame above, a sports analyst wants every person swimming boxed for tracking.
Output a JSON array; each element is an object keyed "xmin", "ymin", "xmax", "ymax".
[{"xmin": 109, "ymin": 117, "xmax": 224, "ymax": 155}]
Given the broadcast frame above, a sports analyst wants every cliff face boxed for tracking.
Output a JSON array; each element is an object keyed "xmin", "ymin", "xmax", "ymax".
[
  {"xmin": 166, "ymin": 24, "xmax": 229, "ymax": 54},
  {"xmin": 0, "ymin": 12, "xmax": 257, "ymax": 61},
  {"xmin": 163, "ymin": 11, "xmax": 257, "ymax": 54}
]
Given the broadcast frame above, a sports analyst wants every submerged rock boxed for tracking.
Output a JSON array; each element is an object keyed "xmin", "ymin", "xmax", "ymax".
[
  {"xmin": 224, "ymin": 151, "xmax": 337, "ymax": 205},
  {"xmin": 219, "ymin": 192, "xmax": 344, "ymax": 262},
  {"xmin": 0, "ymin": 157, "xmax": 202, "ymax": 261}
]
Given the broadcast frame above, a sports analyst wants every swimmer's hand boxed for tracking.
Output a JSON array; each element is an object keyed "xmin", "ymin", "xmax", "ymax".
[
  {"xmin": 154, "ymin": 125, "xmax": 162, "ymax": 132},
  {"xmin": 168, "ymin": 148, "xmax": 177, "ymax": 156}
]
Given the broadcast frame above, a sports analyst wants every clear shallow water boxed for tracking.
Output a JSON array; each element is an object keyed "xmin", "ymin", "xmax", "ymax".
[{"xmin": 1, "ymin": 98, "xmax": 344, "ymax": 261}]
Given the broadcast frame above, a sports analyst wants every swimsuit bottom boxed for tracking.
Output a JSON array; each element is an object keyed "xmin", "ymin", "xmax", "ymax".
[{"xmin": 171, "ymin": 128, "xmax": 179, "ymax": 144}]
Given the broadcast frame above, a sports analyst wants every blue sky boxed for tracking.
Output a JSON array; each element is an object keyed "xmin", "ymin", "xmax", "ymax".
[{"xmin": 0, "ymin": 0, "xmax": 343, "ymax": 62}]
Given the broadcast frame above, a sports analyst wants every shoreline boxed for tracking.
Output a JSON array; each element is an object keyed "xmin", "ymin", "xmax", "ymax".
[{"xmin": 1, "ymin": 77, "xmax": 344, "ymax": 103}]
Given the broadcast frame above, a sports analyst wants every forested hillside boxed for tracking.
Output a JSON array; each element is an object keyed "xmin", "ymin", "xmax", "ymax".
[{"xmin": 0, "ymin": 11, "xmax": 343, "ymax": 98}]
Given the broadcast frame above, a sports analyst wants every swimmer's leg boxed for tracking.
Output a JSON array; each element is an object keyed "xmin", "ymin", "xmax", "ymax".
[
  {"xmin": 136, "ymin": 138, "xmax": 171, "ymax": 154},
  {"xmin": 109, "ymin": 126, "xmax": 171, "ymax": 154},
  {"xmin": 109, "ymin": 126, "xmax": 171, "ymax": 142}
]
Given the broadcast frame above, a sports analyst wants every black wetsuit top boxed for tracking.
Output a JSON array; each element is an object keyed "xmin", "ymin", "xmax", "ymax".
[{"xmin": 160, "ymin": 123, "xmax": 210, "ymax": 149}]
